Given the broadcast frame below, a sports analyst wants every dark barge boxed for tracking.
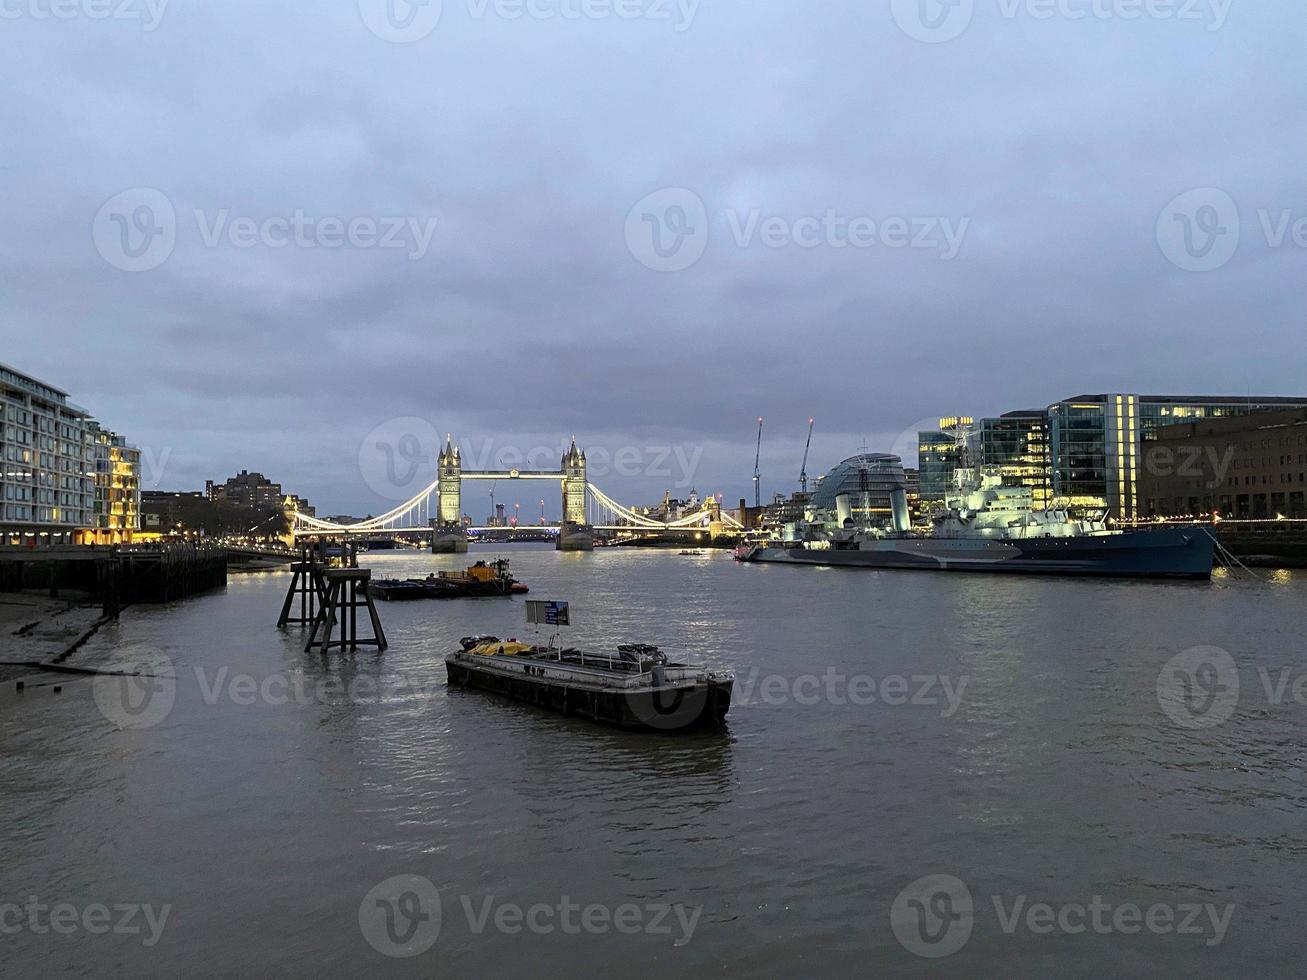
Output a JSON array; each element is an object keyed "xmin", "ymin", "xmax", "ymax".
[{"xmin": 445, "ymin": 637, "xmax": 733, "ymax": 732}]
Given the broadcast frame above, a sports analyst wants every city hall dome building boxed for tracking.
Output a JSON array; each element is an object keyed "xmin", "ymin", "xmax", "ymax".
[{"xmin": 808, "ymin": 453, "xmax": 909, "ymax": 531}]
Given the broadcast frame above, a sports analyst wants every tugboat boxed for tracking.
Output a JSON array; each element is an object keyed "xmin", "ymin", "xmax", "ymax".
[
  {"xmin": 420, "ymin": 558, "xmax": 524, "ymax": 598},
  {"xmin": 445, "ymin": 607, "xmax": 733, "ymax": 731}
]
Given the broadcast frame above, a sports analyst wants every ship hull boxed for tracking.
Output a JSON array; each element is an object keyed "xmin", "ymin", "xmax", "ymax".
[
  {"xmin": 739, "ymin": 527, "xmax": 1214, "ymax": 579},
  {"xmin": 445, "ymin": 655, "xmax": 733, "ymax": 731}
]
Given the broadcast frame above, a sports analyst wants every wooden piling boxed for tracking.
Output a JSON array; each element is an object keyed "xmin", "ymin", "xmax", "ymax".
[{"xmin": 305, "ymin": 568, "xmax": 387, "ymax": 654}]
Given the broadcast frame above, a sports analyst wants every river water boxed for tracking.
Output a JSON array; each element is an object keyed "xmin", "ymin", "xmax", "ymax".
[{"xmin": 2, "ymin": 545, "xmax": 1305, "ymax": 977}]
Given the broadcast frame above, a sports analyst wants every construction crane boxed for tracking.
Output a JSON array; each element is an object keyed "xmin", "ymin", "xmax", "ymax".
[
  {"xmin": 753, "ymin": 416, "xmax": 764, "ymax": 508},
  {"xmin": 799, "ymin": 417, "xmax": 815, "ymax": 494}
]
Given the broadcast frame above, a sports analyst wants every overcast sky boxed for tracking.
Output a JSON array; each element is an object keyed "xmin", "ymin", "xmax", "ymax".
[{"xmin": 1, "ymin": 0, "xmax": 1303, "ymax": 517}]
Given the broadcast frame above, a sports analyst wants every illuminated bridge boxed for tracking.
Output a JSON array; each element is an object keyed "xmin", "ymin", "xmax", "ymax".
[{"xmin": 288, "ymin": 438, "xmax": 744, "ymax": 551}]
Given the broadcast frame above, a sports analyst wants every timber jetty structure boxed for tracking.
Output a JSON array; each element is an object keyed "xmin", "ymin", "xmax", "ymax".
[{"xmin": 0, "ymin": 543, "xmax": 228, "ymax": 611}]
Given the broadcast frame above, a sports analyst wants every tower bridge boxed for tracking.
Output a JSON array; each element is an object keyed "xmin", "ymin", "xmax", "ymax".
[{"xmin": 288, "ymin": 437, "xmax": 744, "ymax": 551}]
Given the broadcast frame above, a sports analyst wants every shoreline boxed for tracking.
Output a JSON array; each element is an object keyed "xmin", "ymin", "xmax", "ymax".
[{"xmin": 0, "ymin": 592, "xmax": 113, "ymax": 684}]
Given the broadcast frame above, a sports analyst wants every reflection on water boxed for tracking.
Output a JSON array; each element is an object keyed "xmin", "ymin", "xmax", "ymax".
[{"xmin": 2, "ymin": 546, "xmax": 1306, "ymax": 976}]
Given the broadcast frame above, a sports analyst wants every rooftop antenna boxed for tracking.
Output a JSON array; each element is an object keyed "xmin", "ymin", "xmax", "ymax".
[
  {"xmin": 799, "ymin": 417, "xmax": 815, "ymax": 494},
  {"xmin": 753, "ymin": 416, "xmax": 764, "ymax": 508}
]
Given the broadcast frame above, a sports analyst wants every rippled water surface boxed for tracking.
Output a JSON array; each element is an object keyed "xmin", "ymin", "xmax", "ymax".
[{"xmin": 3, "ymin": 546, "xmax": 1306, "ymax": 976}]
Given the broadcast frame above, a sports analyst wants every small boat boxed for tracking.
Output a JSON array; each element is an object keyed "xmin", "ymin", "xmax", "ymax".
[{"xmin": 446, "ymin": 634, "xmax": 733, "ymax": 731}]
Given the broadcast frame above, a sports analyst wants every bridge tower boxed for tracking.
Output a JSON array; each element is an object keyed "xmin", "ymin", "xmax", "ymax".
[
  {"xmin": 558, "ymin": 438, "xmax": 593, "ymax": 551},
  {"xmin": 433, "ymin": 435, "xmax": 468, "ymax": 553}
]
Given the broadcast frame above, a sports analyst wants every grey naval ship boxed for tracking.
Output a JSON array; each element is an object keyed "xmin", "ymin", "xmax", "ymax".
[{"xmin": 736, "ymin": 457, "xmax": 1214, "ymax": 579}]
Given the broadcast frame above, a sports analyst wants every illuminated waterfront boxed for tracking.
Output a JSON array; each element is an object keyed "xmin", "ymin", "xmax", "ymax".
[{"xmin": 3, "ymin": 547, "xmax": 1306, "ymax": 974}]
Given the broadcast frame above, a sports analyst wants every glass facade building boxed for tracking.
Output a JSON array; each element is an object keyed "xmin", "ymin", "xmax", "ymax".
[
  {"xmin": 917, "ymin": 417, "xmax": 972, "ymax": 506},
  {"xmin": 972, "ymin": 411, "xmax": 1051, "ymax": 508},
  {"xmin": 1049, "ymin": 394, "xmax": 1307, "ymax": 519}
]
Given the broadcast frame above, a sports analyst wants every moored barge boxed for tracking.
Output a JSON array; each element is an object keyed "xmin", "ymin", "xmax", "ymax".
[{"xmin": 445, "ymin": 636, "xmax": 733, "ymax": 731}]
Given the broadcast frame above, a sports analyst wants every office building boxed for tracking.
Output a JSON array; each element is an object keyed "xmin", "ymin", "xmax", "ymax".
[
  {"xmin": 972, "ymin": 410, "xmax": 1051, "ymax": 508},
  {"xmin": 917, "ymin": 417, "xmax": 972, "ymax": 507},
  {"xmin": 1138, "ymin": 408, "xmax": 1307, "ymax": 519},
  {"xmin": 1048, "ymin": 394, "xmax": 1307, "ymax": 519}
]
